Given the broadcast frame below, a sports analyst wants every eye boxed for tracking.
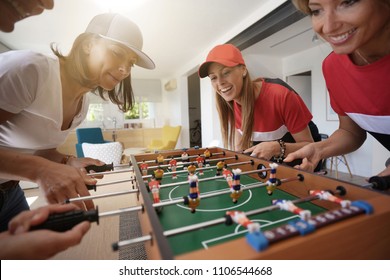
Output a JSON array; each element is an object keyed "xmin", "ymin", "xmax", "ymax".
[
  {"xmin": 222, "ymin": 70, "xmax": 231, "ymax": 76},
  {"xmin": 341, "ymin": 0, "xmax": 359, "ymax": 7},
  {"xmin": 309, "ymin": 9, "xmax": 320, "ymax": 16}
]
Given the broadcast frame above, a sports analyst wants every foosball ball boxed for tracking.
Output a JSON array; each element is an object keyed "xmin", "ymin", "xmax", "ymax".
[{"xmin": 109, "ymin": 147, "xmax": 390, "ymax": 260}]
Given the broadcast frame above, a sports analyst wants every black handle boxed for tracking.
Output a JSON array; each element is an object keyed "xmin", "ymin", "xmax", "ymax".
[
  {"xmin": 368, "ymin": 175, "xmax": 390, "ymax": 190},
  {"xmin": 86, "ymin": 184, "xmax": 96, "ymax": 191},
  {"xmin": 85, "ymin": 163, "xmax": 114, "ymax": 173},
  {"xmin": 30, "ymin": 208, "xmax": 99, "ymax": 232}
]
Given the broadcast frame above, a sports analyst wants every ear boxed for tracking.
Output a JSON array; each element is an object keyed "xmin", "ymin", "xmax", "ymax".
[{"xmin": 242, "ymin": 66, "xmax": 247, "ymax": 78}]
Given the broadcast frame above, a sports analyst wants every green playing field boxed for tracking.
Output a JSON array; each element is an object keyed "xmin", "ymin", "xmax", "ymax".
[{"xmin": 145, "ymin": 162, "xmax": 326, "ymax": 256}]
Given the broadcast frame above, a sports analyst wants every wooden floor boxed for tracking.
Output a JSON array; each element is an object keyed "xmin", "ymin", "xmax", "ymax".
[{"xmin": 324, "ymin": 169, "xmax": 368, "ymax": 186}]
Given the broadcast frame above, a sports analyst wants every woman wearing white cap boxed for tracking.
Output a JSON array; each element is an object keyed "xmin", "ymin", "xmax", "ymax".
[
  {"xmin": 198, "ymin": 44, "xmax": 321, "ymax": 170},
  {"xmin": 0, "ymin": 13, "xmax": 155, "ymax": 232}
]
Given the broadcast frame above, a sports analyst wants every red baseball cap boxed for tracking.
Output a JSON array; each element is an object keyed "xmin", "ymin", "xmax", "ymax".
[{"xmin": 198, "ymin": 44, "xmax": 245, "ymax": 78}]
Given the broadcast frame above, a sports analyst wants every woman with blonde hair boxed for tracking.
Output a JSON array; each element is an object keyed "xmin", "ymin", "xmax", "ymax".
[
  {"xmin": 198, "ymin": 44, "xmax": 321, "ymax": 169},
  {"xmin": 286, "ymin": 0, "xmax": 390, "ymax": 177}
]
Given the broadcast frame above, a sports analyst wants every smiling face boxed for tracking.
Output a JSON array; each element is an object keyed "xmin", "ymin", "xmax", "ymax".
[
  {"xmin": 308, "ymin": 0, "xmax": 390, "ymax": 55},
  {"xmin": 85, "ymin": 38, "xmax": 138, "ymax": 90},
  {"xmin": 208, "ymin": 63, "xmax": 247, "ymax": 103}
]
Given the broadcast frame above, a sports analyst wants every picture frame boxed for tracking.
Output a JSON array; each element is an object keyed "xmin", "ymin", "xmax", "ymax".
[{"xmin": 326, "ymin": 90, "xmax": 338, "ymax": 121}]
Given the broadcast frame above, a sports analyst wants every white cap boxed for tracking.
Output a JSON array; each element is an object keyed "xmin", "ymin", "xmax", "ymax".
[{"xmin": 85, "ymin": 13, "xmax": 155, "ymax": 69}]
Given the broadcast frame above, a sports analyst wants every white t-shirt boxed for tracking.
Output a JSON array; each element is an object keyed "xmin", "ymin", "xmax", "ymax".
[{"xmin": 0, "ymin": 50, "xmax": 89, "ymax": 153}]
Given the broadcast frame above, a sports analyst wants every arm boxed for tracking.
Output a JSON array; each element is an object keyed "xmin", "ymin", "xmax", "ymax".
[
  {"xmin": 244, "ymin": 126, "xmax": 314, "ymax": 160},
  {"xmin": 234, "ymin": 130, "xmax": 243, "ymax": 151},
  {"xmin": 284, "ymin": 115, "xmax": 366, "ymax": 171},
  {"xmin": 0, "ymin": 204, "xmax": 90, "ymax": 260},
  {"xmin": 0, "ymin": 148, "xmax": 97, "ymax": 210}
]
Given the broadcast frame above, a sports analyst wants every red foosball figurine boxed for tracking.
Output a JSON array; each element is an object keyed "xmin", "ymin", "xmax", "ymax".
[
  {"xmin": 222, "ymin": 167, "xmax": 233, "ymax": 188},
  {"xmin": 169, "ymin": 157, "xmax": 178, "ymax": 179},
  {"xmin": 272, "ymin": 199, "xmax": 311, "ymax": 221},
  {"xmin": 196, "ymin": 154, "xmax": 204, "ymax": 175},
  {"xmin": 309, "ymin": 190, "xmax": 351, "ymax": 208},
  {"xmin": 148, "ymin": 176, "xmax": 161, "ymax": 203},
  {"xmin": 140, "ymin": 160, "xmax": 149, "ymax": 183},
  {"xmin": 226, "ymin": 210, "xmax": 261, "ymax": 233}
]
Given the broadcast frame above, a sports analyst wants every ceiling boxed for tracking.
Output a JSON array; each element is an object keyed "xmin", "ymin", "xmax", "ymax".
[{"xmin": 0, "ymin": 0, "xmax": 320, "ymax": 80}]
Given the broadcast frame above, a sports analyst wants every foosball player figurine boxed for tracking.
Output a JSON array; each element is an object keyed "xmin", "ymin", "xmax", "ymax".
[
  {"xmin": 148, "ymin": 175, "xmax": 161, "ymax": 203},
  {"xmin": 156, "ymin": 153, "xmax": 164, "ymax": 165},
  {"xmin": 216, "ymin": 160, "xmax": 225, "ymax": 176},
  {"xmin": 154, "ymin": 166, "xmax": 164, "ymax": 183},
  {"xmin": 225, "ymin": 211, "xmax": 267, "ymax": 251},
  {"xmin": 184, "ymin": 174, "xmax": 200, "ymax": 213},
  {"xmin": 222, "ymin": 167, "xmax": 233, "ymax": 188},
  {"xmin": 196, "ymin": 154, "xmax": 204, "ymax": 175},
  {"xmin": 169, "ymin": 157, "xmax": 178, "ymax": 179},
  {"xmin": 181, "ymin": 150, "xmax": 189, "ymax": 170},
  {"xmin": 140, "ymin": 160, "xmax": 149, "ymax": 183},
  {"xmin": 187, "ymin": 162, "xmax": 197, "ymax": 176},
  {"xmin": 266, "ymin": 163, "xmax": 278, "ymax": 196},
  {"xmin": 272, "ymin": 199, "xmax": 311, "ymax": 221},
  {"xmin": 231, "ymin": 168, "xmax": 243, "ymax": 204},
  {"xmin": 309, "ymin": 190, "xmax": 351, "ymax": 208},
  {"xmin": 204, "ymin": 148, "xmax": 211, "ymax": 166}
]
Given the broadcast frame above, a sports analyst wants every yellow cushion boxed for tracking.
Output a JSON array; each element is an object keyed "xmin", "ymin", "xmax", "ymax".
[{"xmin": 148, "ymin": 125, "xmax": 181, "ymax": 151}]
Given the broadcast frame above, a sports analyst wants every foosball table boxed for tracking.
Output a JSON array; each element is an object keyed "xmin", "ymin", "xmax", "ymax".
[{"xmin": 108, "ymin": 147, "xmax": 390, "ymax": 260}]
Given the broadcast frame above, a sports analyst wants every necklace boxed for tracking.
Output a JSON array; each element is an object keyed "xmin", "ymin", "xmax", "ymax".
[{"xmin": 355, "ymin": 50, "xmax": 370, "ymax": 65}]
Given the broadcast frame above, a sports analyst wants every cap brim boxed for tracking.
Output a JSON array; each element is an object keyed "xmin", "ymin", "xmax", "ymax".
[
  {"xmin": 198, "ymin": 59, "xmax": 240, "ymax": 78},
  {"xmin": 99, "ymin": 34, "xmax": 155, "ymax": 70}
]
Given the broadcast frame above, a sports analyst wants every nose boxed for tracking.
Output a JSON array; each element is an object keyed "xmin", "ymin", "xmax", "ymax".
[
  {"xmin": 321, "ymin": 10, "xmax": 341, "ymax": 34},
  {"xmin": 118, "ymin": 63, "xmax": 131, "ymax": 77}
]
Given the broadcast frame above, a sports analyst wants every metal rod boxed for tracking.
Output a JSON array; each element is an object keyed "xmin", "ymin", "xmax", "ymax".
[
  {"xmin": 146, "ymin": 155, "xmax": 237, "ymax": 170},
  {"xmin": 96, "ymin": 178, "xmax": 135, "ymax": 187},
  {"xmin": 134, "ymin": 151, "xmax": 226, "ymax": 165},
  {"xmin": 99, "ymin": 205, "xmax": 144, "ymax": 218},
  {"xmin": 113, "ymin": 176, "xmax": 314, "ymax": 249},
  {"xmin": 153, "ymin": 175, "xmax": 301, "ymax": 208},
  {"xmin": 87, "ymin": 168, "xmax": 134, "ymax": 176},
  {"xmin": 66, "ymin": 189, "xmax": 139, "ymax": 203},
  {"xmin": 115, "ymin": 234, "xmax": 152, "ymax": 248},
  {"xmin": 159, "ymin": 167, "xmax": 270, "ymax": 189},
  {"xmin": 142, "ymin": 160, "xmax": 253, "ymax": 179}
]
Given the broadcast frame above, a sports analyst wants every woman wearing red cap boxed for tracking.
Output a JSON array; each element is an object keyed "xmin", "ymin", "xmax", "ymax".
[
  {"xmin": 0, "ymin": 13, "xmax": 155, "ymax": 232},
  {"xmin": 198, "ymin": 44, "xmax": 321, "ymax": 169},
  {"xmin": 285, "ymin": 0, "xmax": 390, "ymax": 177}
]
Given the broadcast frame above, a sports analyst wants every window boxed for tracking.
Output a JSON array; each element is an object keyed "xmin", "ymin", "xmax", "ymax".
[{"xmin": 124, "ymin": 101, "xmax": 150, "ymax": 119}]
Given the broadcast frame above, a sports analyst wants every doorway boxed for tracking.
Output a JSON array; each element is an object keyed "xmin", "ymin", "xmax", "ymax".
[
  {"xmin": 286, "ymin": 71, "xmax": 312, "ymax": 112},
  {"xmin": 187, "ymin": 72, "xmax": 202, "ymax": 148}
]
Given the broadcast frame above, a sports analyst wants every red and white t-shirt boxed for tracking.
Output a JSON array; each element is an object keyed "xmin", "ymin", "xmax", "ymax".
[
  {"xmin": 234, "ymin": 78, "xmax": 313, "ymax": 142},
  {"xmin": 323, "ymin": 52, "xmax": 390, "ymax": 150}
]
